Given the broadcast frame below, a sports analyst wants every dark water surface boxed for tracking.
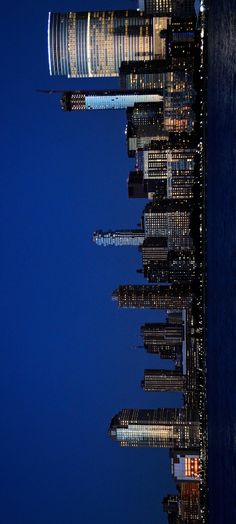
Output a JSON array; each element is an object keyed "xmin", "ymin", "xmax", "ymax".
[{"xmin": 207, "ymin": 1, "xmax": 236, "ymax": 522}]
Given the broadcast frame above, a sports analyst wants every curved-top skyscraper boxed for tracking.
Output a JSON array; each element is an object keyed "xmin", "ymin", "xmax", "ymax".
[{"xmin": 48, "ymin": 11, "xmax": 168, "ymax": 78}]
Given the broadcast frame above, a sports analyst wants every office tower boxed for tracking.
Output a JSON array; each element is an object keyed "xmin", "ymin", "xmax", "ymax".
[
  {"xmin": 141, "ymin": 369, "xmax": 186, "ymax": 392},
  {"xmin": 93, "ymin": 230, "xmax": 145, "ymax": 247},
  {"xmin": 128, "ymin": 171, "xmax": 150, "ymax": 198},
  {"xmin": 112, "ymin": 283, "xmax": 192, "ymax": 309},
  {"xmin": 60, "ymin": 89, "xmax": 162, "ymax": 111},
  {"xmin": 139, "ymin": 0, "xmax": 196, "ymax": 17},
  {"xmin": 109, "ymin": 408, "xmax": 199, "ymax": 448},
  {"xmin": 128, "ymin": 145, "xmax": 196, "ymax": 200},
  {"xmin": 164, "ymin": 95, "xmax": 195, "ymax": 133},
  {"xmin": 119, "ymin": 61, "xmax": 195, "ymax": 108},
  {"xmin": 119, "ymin": 59, "xmax": 169, "ymax": 91},
  {"xmin": 178, "ymin": 482, "xmax": 201, "ymax": 521},
  {"xmin": 170, "ymin": 450, "xmax": 200, "ymax": 482},
  {"xmin": 48, "ymin": 11, "xmax": 168, "ymax": 78},
  {"xmin": 141, "ymin": 318, "xmax": 184, "ymax": 356},
  {"xmin": 126, "ymin": 102, "xmax": 164, "ymax": 138},
  {"xmin": 143, "ymin": 199, "xmax": 193, "ymax": 249},
  {"xmin": 141, "ymin": 242, "xmax": 196, "ymax": 283},
  {"xmin": 167, "ymin": 17, "xmax": 197, "ymax": 71},
  {"xmin": 128, "ymin": 132, "xmax": 169, "ymax": 157}
]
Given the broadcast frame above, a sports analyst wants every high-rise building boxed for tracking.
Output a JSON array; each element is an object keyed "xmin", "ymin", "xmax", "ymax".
[
  {"xmin": 127, "ymin": 132, "xmax": 169, "ymax": 157},
  {"xmin": 119, "ymin": 59, "xmax": 170, "ymax": 91},
  {"xmin": 142, "ymin": 199, "xmax": 193, "ymax": 249},
  {"xmin": 126, "ymin": 102, "xmax": 164, "ymax": 139},
  {"xmin": 112, "ymin": 283, "xmax": 192, "ymax": 309},
  {"xmin": 93, "ymin": 229, "xmax": 145, "ymax": 247},
  {"xmin": 138, "ymin": 146, "xmax": 196, "ymax": 199},
  {"xmin": 141, "ymin": 318, "xmax": 184, "ymax": 355},
  {"xmin": 109, "ymin": 408, "xmax": 199, "ymax": 448},
  {"xmin": 60, "ymin": 89, "xmax": 162, "ymax": 111},
  {"xmin": 170, "ymin": 450, "xmax": 200, "ymax": 482},
  {"xmin": 139, "ymin": 0, "xmax": 196, "ymax": 17},
  {"xmin": 141, "ymin": 369, "xmax": 186, "ymax": 391},
  {"xmin": 166, "ymin": 17, "xmax": 197, "ymax": 71},
  {"xmin": 140, "ymin": 241, "xmax": 196, "ymax": 283},
  {"xmin": 48, "ymin": 11, "xmax": 168, "ymax": 78},
  {"xmin": 178, "ymin": 482, "xmax": 201, "ymax": 521}
]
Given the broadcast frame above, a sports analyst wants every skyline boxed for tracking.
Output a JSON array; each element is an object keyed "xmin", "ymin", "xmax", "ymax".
[
  {"xmin": 1, "ymin": 1, "xmax": 206, "ymax": 523},
  {"xmin": 1, "ymin": 1, "xmax": 183, "ymax": 523}
]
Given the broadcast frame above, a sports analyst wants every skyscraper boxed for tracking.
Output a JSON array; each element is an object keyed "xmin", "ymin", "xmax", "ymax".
[
  {"xmin": 140, "ymin": 241, "xmax": 196, "ymax": 283},
  {"xmin": 48, "ymin": 11, "xmax": 168, "ymax": 78},
  {"xmin": 93, "ymin": 229, "xmax": 145, "ymax": 247},
  {"xmin": 112, "ymin": 283, "xmax": 192, "ymax": 309},
  {"xmin": 60, "ymin": 89, "xmax": 163, "ymax": 111},
  {"xmin": 109, "ymin": 408, "xmax": 199, "ymax": 448},
  {"xmin": 141, "ymin": 318, "xmax": 184, "ymax": 354},
  {"xmin": 138, "ymin": 0, "xmax": 196, "ymax": 17},
  {"xmin": 137, "ymin": 145, "xmax": 196, "ymax": 200},
  {"xmin": 143, "ymin": 199, "xmax": 193, "ymax": 249},
  {"xmin": 141, "ymin": 369, "xmax": 186, "ymax": 391}
]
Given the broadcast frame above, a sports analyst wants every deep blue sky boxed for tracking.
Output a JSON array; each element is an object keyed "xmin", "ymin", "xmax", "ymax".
[{"xmin": 0, "ymin": 2, "xmax": 201, "ymax": 523}]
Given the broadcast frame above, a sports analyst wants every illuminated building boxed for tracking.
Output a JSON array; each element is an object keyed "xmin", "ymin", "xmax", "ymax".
[
  {"xmin": 93, "ymin": 229, "xmax": 145, "ymax": 247},
  {"xmin": 167, "ymin": 17, "xmax": 197, "ymax": 71},
  {"xmin": 127, "ymin": 132, "xmax": 169, "ymax": 157},
  {"xmin": 132, "ymin": 148, "xmax": 196, "ymax": 200},
  {"xmin": 119, "ymin": 59, "xmax": 170, "ymax": 91},
  {"xmin": 109, "ymin": 408, "xmax": 199, "ymax": 448},
  {"xmin": 140, "ymin": 238, "xmax": 196, "ymax": 283},
  {"xmin": 126, "ymin": 102, "xmax": 164, "ymax": 140},
  {"xmin": 48, "ymin": 11, "xmax": 168, "ymax": 78},
  {"xmin": 138, "ymin": 0, "xmax": 195, "ymax": 17},
  {"xmin": 142, "ymin": 199, "xmax": 193, "ymax": 249},
  {"xmin": 170, "ymin": 450, "xmax": 200, "ymax": 482},
  {"xmin": 142, "ymin": 247, "xmax": 196, "ymax": 283},
  {"xmin": 112, "ymin": 283, "xmax": 192, "ymax": 309},
  {"xmin": 178, "ymin": 482, "xmax": 201, "ymax": 521},
  {"xmin": 140, "ymin": 316, "xmax": 183, "ymax": 361},
  {"xmin": 60, "ymin": 89, "xmax": 162, "ymax": 111},
  {"xmin": 141, "ymin": 369, "xmax": 186, "ymax": 391}
]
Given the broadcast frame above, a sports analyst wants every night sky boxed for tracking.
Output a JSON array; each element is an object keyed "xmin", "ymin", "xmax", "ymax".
[{"xmin": 1, "ymin": 1, "xmax": 199, "ymax": 523}]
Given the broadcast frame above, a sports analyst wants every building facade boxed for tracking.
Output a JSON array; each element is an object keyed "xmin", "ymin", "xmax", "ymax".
[
  {"xmin": 112, "ymin": 283, "xmax": 192, "ymax": 309},
  {"xmin": 141, "ymin": 369, "xmax": 186, "ymax": 391},
  {"xmin": 142, "ymin": 199, "xmax": 193, "ymax": 249},
  {"xmin": 109, "ymin": 408, "xmax": 199, "ymax": 448},
  {"xmin": 60, "ymin": 89, "xmax": 162, "ymax": 111},
  {"xmin": 93, "ymin": 229, "xmax": 145, "ymax": 247},
  {"xmin": 48, "ymin": 10, "xmax": 169, "ymax": 78}
]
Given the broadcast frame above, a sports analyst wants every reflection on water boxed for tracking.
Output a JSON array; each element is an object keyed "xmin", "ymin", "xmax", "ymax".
[{"xmin": 208, "ymin": 0, "xmax": 236, "ymax": 521}]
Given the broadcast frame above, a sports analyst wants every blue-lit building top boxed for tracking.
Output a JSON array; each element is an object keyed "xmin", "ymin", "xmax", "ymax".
[{"xmin": 61, "ymin": 89, "xmax": 163, "ymax": 111}]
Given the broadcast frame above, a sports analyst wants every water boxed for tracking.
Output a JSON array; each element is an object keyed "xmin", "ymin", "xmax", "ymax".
[{"xmin": 207, "ymin": 1, "xmax": 236, "ymax": 521}]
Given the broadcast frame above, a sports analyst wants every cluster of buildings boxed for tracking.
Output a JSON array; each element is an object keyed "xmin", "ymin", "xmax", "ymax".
[{"xmin": 47, "ymin": 1, "xmax": 206, "ymax": 522}]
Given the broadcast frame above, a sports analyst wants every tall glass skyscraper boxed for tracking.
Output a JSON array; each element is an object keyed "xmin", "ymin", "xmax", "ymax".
[
  {"xmin": 109, "ymin": 408, "xmax": 199, "ymax": 448},
  {"xmin": 60, "ymin": 89, "xmax": 162, "ymax": 111},
  {"xmin": 48, "ymin": 11, "xmax": 164, "ymax": 78}
]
